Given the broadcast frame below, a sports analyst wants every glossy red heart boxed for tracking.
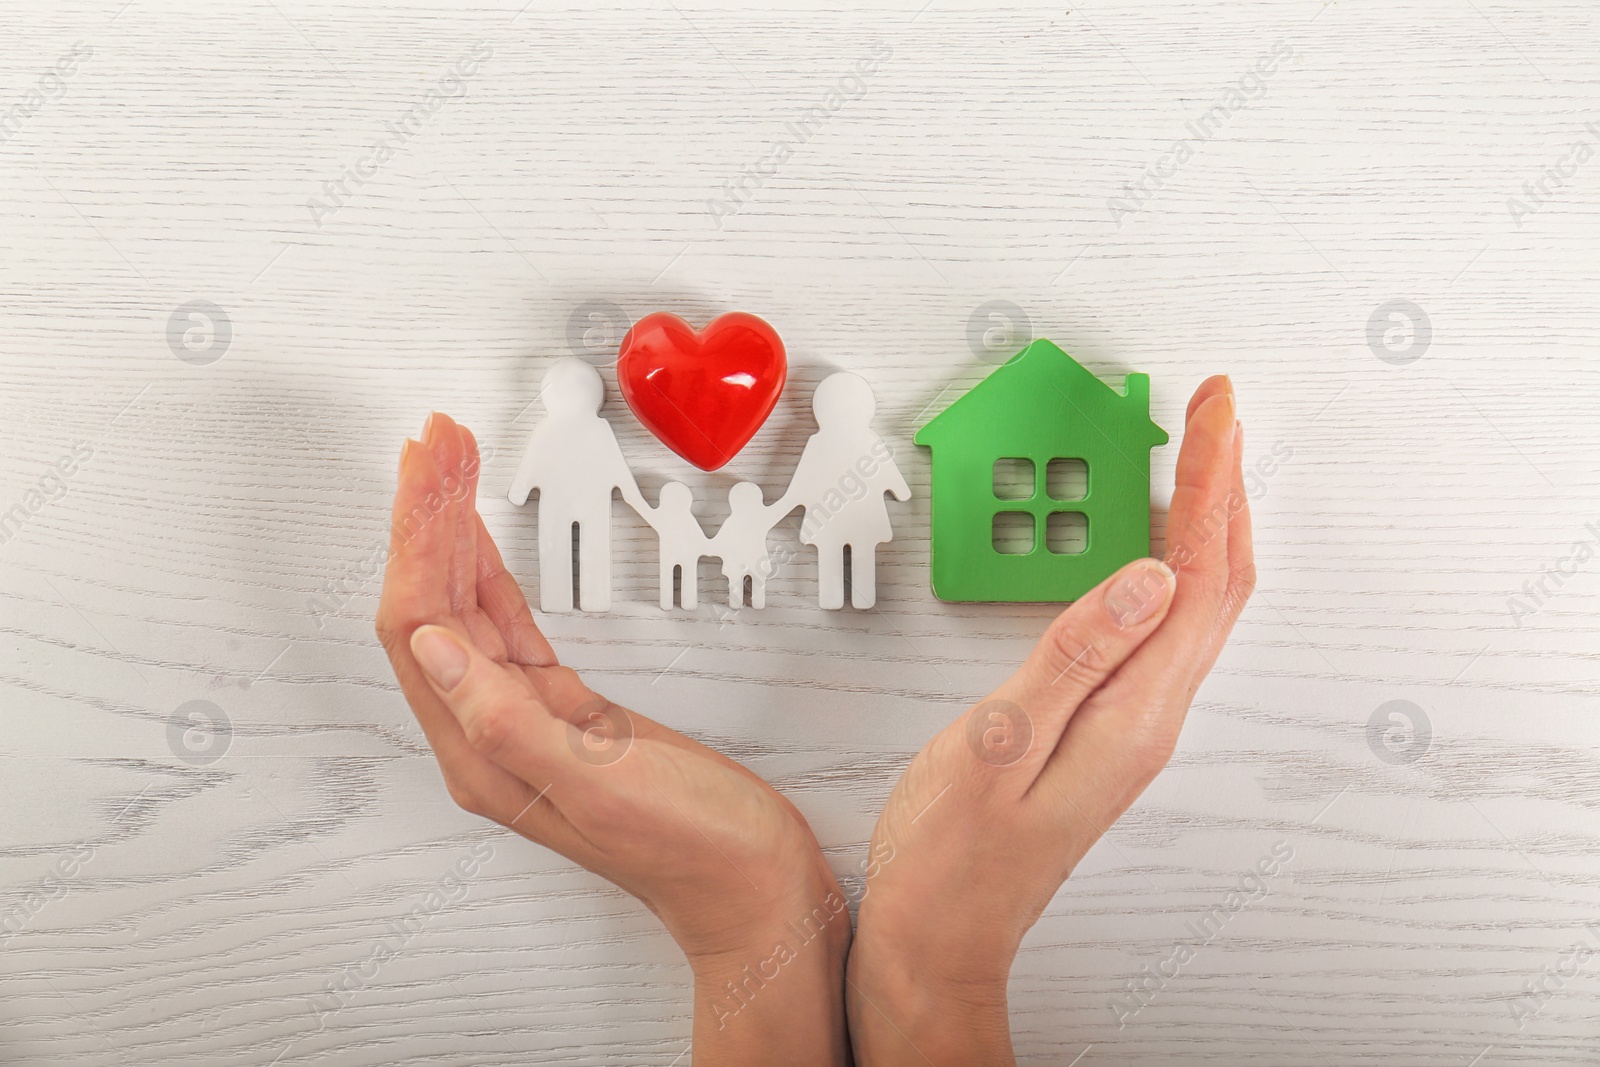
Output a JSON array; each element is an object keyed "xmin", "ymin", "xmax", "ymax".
[{"xmin": 617, "ymin": 311, "xmax": 787, "ymax": 471}]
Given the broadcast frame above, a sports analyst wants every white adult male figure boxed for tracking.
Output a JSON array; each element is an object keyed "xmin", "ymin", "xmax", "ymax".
[
  {"xmin": 509, "ymin": 358, "xmax": 646, "ymax": 612},
  {"xmin": 776, "ymin": 372, "xmax": 911, "ymax": 609}
]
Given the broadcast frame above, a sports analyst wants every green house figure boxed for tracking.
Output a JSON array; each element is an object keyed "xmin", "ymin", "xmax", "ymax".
[{"xmin": 914, "ymin": 340, "xmax": 1168, "ymax": 602}]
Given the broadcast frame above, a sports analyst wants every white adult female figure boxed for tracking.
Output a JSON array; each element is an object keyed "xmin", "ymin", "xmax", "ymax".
[
  {"xmin": 776, "ymin": 372, "xmax": 910, "ymax": 609},
  {"xmin": 508, "ymin": 358, "xmax": 646, "ymax": 612}
]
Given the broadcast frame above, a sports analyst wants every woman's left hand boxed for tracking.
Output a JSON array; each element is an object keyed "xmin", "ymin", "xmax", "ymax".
[{"xmin": 375, "ymin": 413, "xmax": 851, "ymax": 1067}]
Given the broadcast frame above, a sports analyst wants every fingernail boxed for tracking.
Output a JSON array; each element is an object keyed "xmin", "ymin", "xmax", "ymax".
[
  {"xmin": 400, "ymin": 438, "xmax": 412, "ymax": 467},
  {"xmin": 411, "ymin": 626, "xmax": 470, "ymax": 691},
  {"xmin": 1103, "ymin": 559, "xmax": 1175, "ymax": 628},
  {"xmin": 422, "ymin": 412, "xmax": 437, "ymax": 444},
  {"xmin": 1234, "ymin": 418, "xmax": 1243, "ymax": 445}
]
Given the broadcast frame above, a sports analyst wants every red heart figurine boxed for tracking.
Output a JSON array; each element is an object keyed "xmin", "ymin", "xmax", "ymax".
[{"xmin": 617, "ymin": 311, "xmax": 787, "ymax": 471}]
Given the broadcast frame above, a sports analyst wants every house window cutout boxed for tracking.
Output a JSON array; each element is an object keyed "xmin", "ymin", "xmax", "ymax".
[
  {"xmin": 1046, "ymin": 511, "xmax": 1087, "ymax": 555},
  {"xmin": 992, "ymin": 457, "xmax": 1035, "ymax": 501},
  {"xmin": 992, "ymin": 511, "xmax": 1035, "ymax": 554},
  {"xmin": 1046, "ymin": 458, "xmax": 1088, "ymax": 501}
]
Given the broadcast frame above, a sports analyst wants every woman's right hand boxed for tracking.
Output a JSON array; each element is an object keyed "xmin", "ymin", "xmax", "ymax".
[{"xmin": 847, "ymin": 376, "xmax": 1254, "ymax": 1065}]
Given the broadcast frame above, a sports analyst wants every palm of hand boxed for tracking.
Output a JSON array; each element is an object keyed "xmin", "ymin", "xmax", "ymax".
[
  {"xmin": 376, "ymin": 413, "xmax": 834, "ymax": 954},
  {"xmin": 854, "ymin": 375, "xmax": 1255, "ymax": 1011}
]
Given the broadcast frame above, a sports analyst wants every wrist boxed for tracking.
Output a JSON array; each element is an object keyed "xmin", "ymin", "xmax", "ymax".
[
  {"xmin": 667, "ymin": 860, "xmax": 851, "ymax": 969},
  {"xmin": 686, "ymin": 893, "xmax": 851, "ymax": 990},
  {"xmin": 684, "ymin": 883, "xmax": 853, "ymax": 1067},
  {"xmin": 848, "ymin": 904, "xmax": 1015, "ymax": 1066},
  {"xmin": 854, "ymin": 882, "xmax": 1021, "ymax": 991}
]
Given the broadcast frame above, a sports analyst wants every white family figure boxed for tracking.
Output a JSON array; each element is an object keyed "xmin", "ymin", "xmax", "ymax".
[
  {"xmin": 776, "ymin": 372, "xmax": 911, "ymax": 609},
  {"xmin": 637, "ymin": 481, "xmax": 708, "ymax": 610},
  {"xmin": 509, "ymin": 363, "xmax": 909, "ymax": 612},
  {"xmin": 508, "ymin": 358, "xmax": 645, "ymax": 612},
  {"xmin": 636, "ymin": 480, "xmax": 783, "ymax": 611},
  {"xmin": 711, "ymin": 482, "xmax": 787, "ymax": 609}
]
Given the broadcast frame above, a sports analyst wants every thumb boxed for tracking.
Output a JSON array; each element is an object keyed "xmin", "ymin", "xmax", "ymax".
[
  {"xmin": 985, "ymin": 558, "xmax": 1176, "ymax": 761},
  {"xmin": 409, "ymin": 625, "xmax": 574, "ymax": 783}
]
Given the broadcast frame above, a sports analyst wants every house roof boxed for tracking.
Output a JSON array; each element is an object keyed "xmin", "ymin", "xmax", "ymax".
[{"xmin": 914, "ymin": 339, "xmax": 1168, "ymax": 450}]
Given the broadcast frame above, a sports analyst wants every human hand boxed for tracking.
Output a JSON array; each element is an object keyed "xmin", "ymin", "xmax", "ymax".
[
  {"xmin": 846, "ymin": 376, "xmax": 1254, "ymax": 1065},
  {"xmin": 375, "ymin": 413, "xmax": 850, "ymax": 1067}
]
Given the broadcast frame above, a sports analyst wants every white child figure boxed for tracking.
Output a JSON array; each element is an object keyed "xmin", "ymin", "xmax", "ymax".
[
  {"xmin": 710, "ymin": 481, "xmax": 787, "ymax": 609},
  {"xmin": 637, "ymin": 481, "xmax": 711, "ymax": 610}
]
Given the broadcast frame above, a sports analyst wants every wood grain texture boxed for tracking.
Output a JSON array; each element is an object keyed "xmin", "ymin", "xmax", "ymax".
[{"xmin": 2, "ymin": 0, "xmax": 1598, "ymax": 1063}]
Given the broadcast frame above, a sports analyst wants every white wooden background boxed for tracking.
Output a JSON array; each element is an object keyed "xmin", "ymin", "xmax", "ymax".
[{"xmin": 3, "ymin": 1, "xmax": 1598, "ymax": 1063}]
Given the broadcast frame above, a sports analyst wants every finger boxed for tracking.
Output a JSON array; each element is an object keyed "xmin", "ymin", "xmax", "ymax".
[
  {"xmin": 373, "ymin": 436, "xmax": 477, "ymax": 741},
  {"xmin": 399, "ymin": 632, "xmax": 586, "ymax": 853},
  {"xmin": 435, "ymin": 419, "xmax": 512, "ymax": 661},
  {"xmin": 376, "ymin": 433, "xmax": 458, "ymax": 650},
  {"xmin": 375, "ymin": 437, "xmax": 563, "ymax": 836},
  {"xmin": 474, "ymin": 511, "xmax": 558, "ymax": 667},
  {"xmin": 419, "ymin": 413, "xmax": 477, "ymax": 616},
  {"xmin": 1185, "ymin": 373, "xmax": 1232, "ymax": 424},
  {"xmin": 986, "ymin": 558, "xmax": 1177, "ymax": 771},
  {"xmin": 1039, "ymin": 509, "xmax": 1238, "ymax": 827},
  {"xmin": 1219, "ymin": 417, "xmax": 1256, "ymax": 633},
  {"xmin": 1038, "ymin": 387, "xmax": 1244, "ymax": 807},
  {"xmin": 1162, "ymin": 389, "xmax": 1238, "ymax": 619},
  {"xmin": 450, "ymin": 419, "xmax": 482, "ymax": 616},
  {"xmin": 1028, "ymin": 383, "xmax": 1250, "ymax": 834},
  {"xmin": 410, "ymin": 624, "xmax": 579, "ymax": 789},
  {"xmin": 1173, "ymin": 410, "xmax": 1256, "ymax": 692}
]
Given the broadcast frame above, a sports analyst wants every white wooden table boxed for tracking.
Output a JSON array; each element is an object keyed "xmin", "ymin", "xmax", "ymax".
[{"xmin": 3, "ymin": 1, "xmax": 1598, "ymax": 1063}]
